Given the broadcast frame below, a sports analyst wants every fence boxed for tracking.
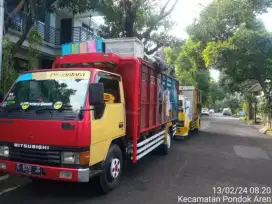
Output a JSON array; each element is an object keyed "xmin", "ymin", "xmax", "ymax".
[{"xmin": 8, "ymin": 12, "xmax": 97, "ymax": 46}]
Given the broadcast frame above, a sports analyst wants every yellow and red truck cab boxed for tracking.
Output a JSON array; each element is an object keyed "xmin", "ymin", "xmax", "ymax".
[{"xmin": 0, "ymin": 52, "xmax": 178, "ymax": 193}]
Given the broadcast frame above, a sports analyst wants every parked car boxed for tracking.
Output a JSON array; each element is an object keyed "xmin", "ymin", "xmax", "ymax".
[
  {"xmin": 201, "ymin": 108, "xmax": 210, "ymax": 116},
  {"xmin": 209, "ymin": 109, "xmax": 215, "ymax": 114},
  {"xmin": 223, "ymin": 108, "xmax": 232, "ymax": 116}
]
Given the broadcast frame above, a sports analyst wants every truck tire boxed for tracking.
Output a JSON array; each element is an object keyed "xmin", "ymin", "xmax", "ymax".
[
  {"xmin": 99, "ymin": 144, "xmax": 123, "ymax": 194},
  {"xmin": 161, "ymin": 131, "xmax": 171, "ymax": 155}
]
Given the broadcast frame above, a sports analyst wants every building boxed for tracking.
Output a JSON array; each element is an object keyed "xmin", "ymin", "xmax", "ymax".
[{"xmin": 5, "ymin": 3, "xmax": 101, "ymax": 72}]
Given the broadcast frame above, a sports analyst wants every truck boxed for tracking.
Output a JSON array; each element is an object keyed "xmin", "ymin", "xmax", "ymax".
[
  {"xmin": 175, "ymin": 86, "xmax": 201, "ymax": 139},
  {"xmin": 0, "ymin": 51, "xmax": 178, "ymax": 193}
]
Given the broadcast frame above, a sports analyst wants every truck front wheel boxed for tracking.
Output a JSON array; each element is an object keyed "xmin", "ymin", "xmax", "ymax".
[{"xmin": 99, "ymin": 144, "xmax": 123, "ymax": 193}]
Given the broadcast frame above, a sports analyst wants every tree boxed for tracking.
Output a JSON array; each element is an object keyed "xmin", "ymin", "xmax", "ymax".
[
  {"xmin": 164, "ymin": 38, "xmax": 211, "ymax": 104},
  {"xmin": 90, "ymin": 0, "xmax": 180, "ymax": 54},
  {"xmin": 175, "ymin": 38, "xmax": 205, "ymax": 71},
  {"xmin": 208, "ymin": 80, "xmax": 225, "ymax": 106},
  {"xmin": 4, "ymin": 0, "xmax": 98, "ymax": 58},
  {"xmin": 186, "ymin": 0, "xmax": 271, "ymax": 43},
  {"xmin": 219, "ymin": 93, "xmax": 242, "ymax": 114},
  {"xmin": 203, "ymin": 27, "xmax": 272, "ymax": 99},
  {"xmin": 195, "ymin": 70, "xmax": 210, "ymax": 105},
  {"xmin": 191, "ymin": 0, "xmax": 272, "ymax": 121},
  {"xmin": 165, "ymin": 0, "xmax": 272, "ymax": 108},
  {"xmin": 164, "ymin": 40, "xmax": 185, "ymax": 67},
  {"xmin": 175, "ymin": 39, "xmax": 210, "ymax": 103}
]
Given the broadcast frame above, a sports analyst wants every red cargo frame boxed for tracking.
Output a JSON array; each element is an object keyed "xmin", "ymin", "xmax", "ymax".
[{"xmin": 54, "ymin": 53, "xmax": 179, "ymax": 162}]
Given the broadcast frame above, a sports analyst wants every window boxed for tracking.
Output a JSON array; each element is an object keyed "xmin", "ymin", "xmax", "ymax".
[
  {"xmin": 91, "ymin": 72, "xmax": 121, "ymax": 120},
  {"xmin": 82, "ymin": 23, "xmax": 93, "ymax": 33},
  {"xmin": 5, "ymin": 77, "xmax": 89, "ymax": 112},
  {"xmin": 95, "ymin": 73, "xmax": 121, "ymax": 104},
  {"xmin": 99, "ymin": 77, "xmax": 121, "ymax": 104}
]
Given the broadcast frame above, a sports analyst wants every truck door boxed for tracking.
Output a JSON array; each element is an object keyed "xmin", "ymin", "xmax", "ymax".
[{"xmin": 90, "ymin": 72, "xmax": 125, "ymax": 165}]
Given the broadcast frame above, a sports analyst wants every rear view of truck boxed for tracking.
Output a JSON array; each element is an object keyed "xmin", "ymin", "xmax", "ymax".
[{"xmin": 175, "ymin": 86, "xmax": 201, "ymax": 138}]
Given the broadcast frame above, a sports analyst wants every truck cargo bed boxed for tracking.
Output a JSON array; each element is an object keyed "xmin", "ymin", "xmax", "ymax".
[{"xmin": 119, "ymin": 58, "xmax": 178, "ymax": 141}]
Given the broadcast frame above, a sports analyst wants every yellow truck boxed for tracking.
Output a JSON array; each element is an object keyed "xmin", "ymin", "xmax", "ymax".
[{"xmin": 174, "ymin": 86, "xmax": 202, "ymax": 139}]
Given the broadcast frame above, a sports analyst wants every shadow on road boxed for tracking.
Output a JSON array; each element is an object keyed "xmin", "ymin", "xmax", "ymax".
[
  {"xmin": 0, "ymin": 177, "xmax": 106, "ymax": 203},
  {"xmin": 0, "ymin": 151, "xmax": 177, "ymax": 203}
]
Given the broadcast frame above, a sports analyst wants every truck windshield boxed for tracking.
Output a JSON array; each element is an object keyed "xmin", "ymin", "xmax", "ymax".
[{"xmin": 1, "ymin": 70, "xmax": 91, "ymax": 113}]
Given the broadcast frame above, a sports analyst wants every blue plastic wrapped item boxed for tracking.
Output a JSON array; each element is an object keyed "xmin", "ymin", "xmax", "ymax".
[{"xmin": 61, "ymin": 43, "xmax": 72, "ymax": 55}]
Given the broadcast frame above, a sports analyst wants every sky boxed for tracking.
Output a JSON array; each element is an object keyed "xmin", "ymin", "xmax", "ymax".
[{"xmin": 93, "ymin": 0, "xmax": 272, "ymax": 82}]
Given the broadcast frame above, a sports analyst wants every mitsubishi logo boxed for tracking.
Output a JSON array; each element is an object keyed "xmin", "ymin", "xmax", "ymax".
[{"xmin": 28, "ymin": 133, "xmax": 34, "ymax": 141}]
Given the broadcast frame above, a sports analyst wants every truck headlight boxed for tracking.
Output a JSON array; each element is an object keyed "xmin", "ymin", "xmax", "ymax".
[
  {"xmin": 0, "ymin": 146, "xmax": 9, "ymax": 157},
  {"xmin": 61, "ymin": 152, "xmax": 79, "ymax": 164}
]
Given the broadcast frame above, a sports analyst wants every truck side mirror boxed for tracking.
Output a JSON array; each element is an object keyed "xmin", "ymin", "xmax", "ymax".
[{"xmin": 89, "ymin": 83, "xmax": 105, "ymax": 106}]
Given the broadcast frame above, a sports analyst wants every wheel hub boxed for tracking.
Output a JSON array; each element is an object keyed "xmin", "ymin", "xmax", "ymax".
[{"xmin": 110, "ymin": 158, "xmax": 121, "ymax": 178}]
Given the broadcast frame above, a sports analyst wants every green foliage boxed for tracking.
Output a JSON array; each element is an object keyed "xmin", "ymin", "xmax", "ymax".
[
  {"xmin": 91, "ymin": 0, "xmax": 180, "ymax": 54},
  {"xmin": 208, "ymin": 80, "xmax": 225, "ymax": 107},
  {"xmin": 195, "ymin": 70, "xmax": 210, "ymax": 104},
  {"xmin": 175, "ymin": 38, "xmax": 205, "ymax": 71},
  {"xmin": 0, "ymin": 38, "xmax": 19, "ymax": 95},
  {"xmin": 220, "ymin": 94, "xmax": 242, "ymax": 114},
  {"xmin": 259, "ymin": 96, "xmax": 272, "ymax": 119},
  {"xmin": 202, "ymin": 40, "xmax": 229, "ymax": 68},
  {"xmin": 243, "ymin": 102, "xmax": 248, "ymax": 115},
  {"xmin": 163, "ymin": 0, "xmax": 272, "ymax": 111},
  {"xmin": 28, "ymin": 29, "xmax": 43, "ymax": 70},
  {"xmin": 57, "ymin": 0, "xmax": 98, "ymax": 14},
  {"xmin": 186, "ymin": 0, "xmax": 270, "ymax": 43},
  {"xmin": 164, "ymin": 38, "xmax": 210, "ymax": 104},
  {"xmin": 186, "ymin": 0, "xmax": 272, "ymax": 120},
  {"xmin": 203, "ymin": 27, "xmax": 272, "ymax": 97},
  {"xmin": 176, "ymin": 69, "xmax": 196, "ymax": 87},
  {"xmin": 164, "ymin": 41, "xmax": 185, "ymax": 66}
]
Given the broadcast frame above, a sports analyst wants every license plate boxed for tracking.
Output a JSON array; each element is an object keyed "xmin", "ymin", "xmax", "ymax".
[{"xmin": 16, "ymin": 164, "xmax": 42, "ymax": 176}]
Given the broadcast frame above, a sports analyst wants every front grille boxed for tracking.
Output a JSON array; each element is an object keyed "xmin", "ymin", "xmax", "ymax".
[{"xmin": 9, "ymin": 148, "xmax": 61, "ymax": 166}]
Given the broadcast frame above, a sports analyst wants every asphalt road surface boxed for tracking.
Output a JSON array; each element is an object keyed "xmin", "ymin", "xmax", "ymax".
[{"xmin": 0, "ymin": 114, "xmax": 272, "ymax": 204}]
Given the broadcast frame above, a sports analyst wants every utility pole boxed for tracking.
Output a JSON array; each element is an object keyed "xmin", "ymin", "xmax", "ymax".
[{"xmin": 0, "ymin": 0, "xmax": 4, "ymax": 84}]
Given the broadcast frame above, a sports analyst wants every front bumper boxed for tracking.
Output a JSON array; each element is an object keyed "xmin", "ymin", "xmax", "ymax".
[
  {"xmin": 0, "ymin": 160, "xmax": 90, "ymax": 182},
  {"xmin": 175, "ymin": 127, "xmax": 189, "ymax": 136}
]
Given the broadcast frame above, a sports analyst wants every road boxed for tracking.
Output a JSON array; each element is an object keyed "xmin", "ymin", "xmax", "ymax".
[{"xmin": 0, "ymin": 114, "xmax": 272, "ymax": 204}]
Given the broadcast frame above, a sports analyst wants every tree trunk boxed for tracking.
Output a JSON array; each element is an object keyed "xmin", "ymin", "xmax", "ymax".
[
  {"xmin": 124, "ymin": 14, "xmax": 135, "ymax": 37},
  {"xmin": 124, "ymin": 2, "xmax": 137, "ymax": 37},
  {"xmin": 254, "ymin": 102, "xmax": 257, "ymax": 124},
  {"xmin": 248, "ymin": 102, "xmax": 253, "ymax": 120}
]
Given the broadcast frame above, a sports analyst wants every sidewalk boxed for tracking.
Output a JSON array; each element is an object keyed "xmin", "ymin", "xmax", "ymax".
[
  {"xmin": 238, "ymin": 117, "xmax": 266, "ymax": 132},
  {"xmin": 243, "ymin": 120, "xmax": 272, "ymax": 136},
  {"xmin": 250, "ymin": 123, "xmax": 263, "ymax": 130}
]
